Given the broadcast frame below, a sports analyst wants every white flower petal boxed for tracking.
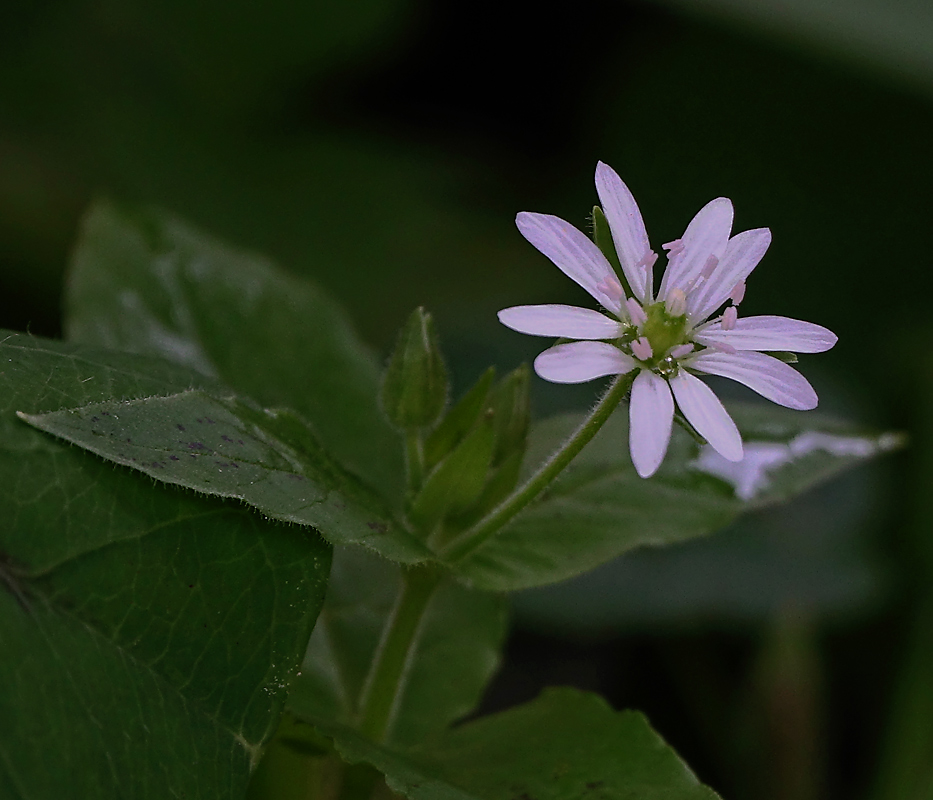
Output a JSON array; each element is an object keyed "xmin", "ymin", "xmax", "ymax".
[
  {"xmin": 690, "ymin": 351, "xmax": 818, "ymax": 410},
  {"xmin": 658, "ymin": 198, "xmax": 733, "ymax": 300},
  {"xmin": 498, "ymin": 305, "xmax": 624, "ymax": 339},
  {"xmin": 594, "ymin": 162, "xmax": 652, "ymax": 303},
  {"xmin": 694, "ymin": 315, "xmax": 838, "ymax": 353},
  {"xmin": 629, "ymin": 370, "xmax": 675, "ymax": 478},
  {"xmin": 516, "ymin": 212, "xmax": 624, "ymax": 314},
  {"xmin": 687, "ymin": 228, "xmax": 771, "ymax": 322},
  {"xmin": 534, "ymin": 341, "xmax": 635, "ymax": 384},
  {"xmin": 669, "ymin": 371, "xmax": 743, "ymax": 462}
]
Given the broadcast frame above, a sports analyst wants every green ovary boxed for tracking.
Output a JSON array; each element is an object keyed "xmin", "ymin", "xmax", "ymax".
[{"xmin": 641, "ymin": 302, "xmax": 689, "ymax": 362}]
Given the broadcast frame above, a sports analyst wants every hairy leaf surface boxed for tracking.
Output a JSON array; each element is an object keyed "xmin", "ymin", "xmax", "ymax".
[{"xmin": 0, "ymin": 331, "xmax": 332, "ymax": 799}]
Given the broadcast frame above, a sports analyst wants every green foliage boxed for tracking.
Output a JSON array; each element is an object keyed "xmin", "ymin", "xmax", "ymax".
[
  {"xmin": 319, "ymin": 688, "xmax": 721, "ymax": 800},
  {"xmin": 1, "ymin": 199, "xmax": 897, "ymax": 800},
  {"xmin": 381, "ymin": 307, "xmax": 449, "ymax": 431},
  {"xmin": 446, "ymin": 403, "xmax": 898, "ymax": 591},
  {"xmin": 66, "ymin": 201, "xmax": 405, "ymax": 501},
  {"xmin": 18, "ymin": 391, "xmax": 430, "ymax": 563},
  {"xmin": 0, "ymin": 332, "xmax": 332, "ymax": 798},
  {"xmin": 289, "ymin": 548, "xmax": 508, "ymax": 749}
]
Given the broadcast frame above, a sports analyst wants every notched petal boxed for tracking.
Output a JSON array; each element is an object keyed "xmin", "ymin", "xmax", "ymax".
[
  {"xmin": 533, "ymin": 341, "xmax": 635, "ymax": 384},
  {"xmin": 498, "ymin": 305, "xmax": 623, "ymax": 339},
  {"xmin": 629, "ymin": 370, "xmax": 675, "ymax": 478}
]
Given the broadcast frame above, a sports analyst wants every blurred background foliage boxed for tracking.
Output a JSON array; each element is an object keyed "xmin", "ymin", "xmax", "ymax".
[{"xmin": 1, "ymin": 0, "xmax": 930, "ymax": 798}]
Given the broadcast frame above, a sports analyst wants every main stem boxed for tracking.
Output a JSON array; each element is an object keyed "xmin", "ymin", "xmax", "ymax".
[
  {"xmin": 356, "ymin": 564, "xmax": 441, "ymax": 744},
  {"xmin": 439, "ymin": 372, "xmax": 634, "ymax": 564}
]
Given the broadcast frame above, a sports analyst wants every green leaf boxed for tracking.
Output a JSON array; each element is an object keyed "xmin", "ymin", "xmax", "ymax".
[
  {"xmin": 0, "ymin": 331, "xmax": 332, "ymax": 798},
  {"xmin": 65, "ymin": 201, "xmax": 404, "ymax": 500},
  {"xmin": 288, "ymin": 547, "xmax": 508, "ymax": 748},
  {"xmin": 447, "ymin": 402, "xmax": 899, "ymax": 591},
  {"xmin": 18, "ymin": 390, "xmax": 431, "ymax": 564},
  {"xmin": 319, "ymin": 688, "xmax": 720, "ymax": 800}
]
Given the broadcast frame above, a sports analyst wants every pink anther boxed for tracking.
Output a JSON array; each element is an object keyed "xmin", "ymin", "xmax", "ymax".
[
  {"xmin": 700, "ymin": 255, "xmax": 719, "ymax": 279},
  {"xmin": 729, "ymin": 281, "xmax": 746, "ymax": 305},
  {"xmin": 670, "ymin": 344, "xmax": 694, "ymax": 359},
  {"xmin": 635, "ymin": 250, "xmax": 658, "ymax": 271},
  {"xmin": 596, "ymin": 276, "xmax": 624, "ymax": 302},
  {"xmin": 662, "ymin": 238, "xmax": 685, "ymax": 257},
  {"xmin": 722, "ymin": 306, "xmax": 738, "ymax": 331},
  {"xmin": 665, "ymin": 288, "xmax": 687, "ymax": 317},
  {"xmin": 631, "ymin": 336, "xmax": 653, "ymax": 361},
  {"xmin": 712, "ymin": 341, "xmax": 737, "ymax": 355},
  {"xmin": 625, "ymin": 298, "xmax": 647, "ymax": 326}
]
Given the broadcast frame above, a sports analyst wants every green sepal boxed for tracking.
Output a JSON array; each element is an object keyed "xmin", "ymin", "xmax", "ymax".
[
  {"xmin": 381, "ymin": 307, "xmax": 449, "ymax": 431},
  {"xmin": 450, "ymin": 448, "xmax": 526, "ymax": 532},
  {"xmin": 490, "ymin": 364, "xmax": 530, "ymax": 467},
  {"xmin": 592, "ymin": 205, "xmax": 631, "ymax": 296},
  {"xmin": 424, "ymin": 367, "xmax": 495, "ymax": 470},
  {"xmin": 409, "ymin": 416, "xmax": 496, "ymax": 531},
  {"xmin": 765, "ymin": 351, "xmax": 799, "ymax": 364}
]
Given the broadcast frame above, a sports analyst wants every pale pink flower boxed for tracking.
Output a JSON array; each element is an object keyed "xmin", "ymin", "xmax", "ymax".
[{"xmin": 499, "ymin": 162, "xmax": 837, "ymax": 478}]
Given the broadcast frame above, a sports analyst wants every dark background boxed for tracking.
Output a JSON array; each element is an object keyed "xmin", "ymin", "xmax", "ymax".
[{"xmin": 1, "ymin": 1, "xmax": 930, "ymax": 797}]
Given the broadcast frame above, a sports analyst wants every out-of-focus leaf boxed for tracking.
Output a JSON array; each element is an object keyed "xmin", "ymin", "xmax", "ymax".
[
  {"xmin": 446, "ymin": 402, "xmax": 899, "ymax": 592},
  {"xmin": 289, "ymin": 547, "xmax": 508, "ymax": 748},
  {"xmin": 19, "ymin": 391, "xmax": 430, "ymax": 563},
  {"xmin": 0, "ymin": 331, "xmax": 332, "ymax": 798},
  {"xmin": 318, "ymin": 688, "xmax": 720, "ymax": 800},
  {"xmin": 65, "ymin": 201, "xmax": 404, "ymax": 501},
  {"xmin": 649, "ymin": 0, "xmax": 933, "ymax": 93}
]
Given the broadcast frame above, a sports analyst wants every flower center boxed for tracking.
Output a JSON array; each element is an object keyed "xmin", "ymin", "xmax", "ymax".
[{"xmin": 639, "ymin": 302, "xmax": 689, "ymax": 364}]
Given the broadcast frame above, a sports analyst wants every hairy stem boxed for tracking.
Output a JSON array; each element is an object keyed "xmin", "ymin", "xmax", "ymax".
[
  {"xmin": 356, "ymin": 564, "xmax": 441, "ymax": 743},
  {"xmin": 439, "ymin": 372, "xmax": 634, "ymax": 563}
]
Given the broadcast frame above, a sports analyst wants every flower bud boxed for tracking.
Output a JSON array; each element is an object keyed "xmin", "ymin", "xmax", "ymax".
[
  {"xmin": 490, "ymin": 364, "xmax": 530, "ymax": 467},
  {"xmin": 381, "ymin": 307, "xmax": 448, "ymax": 430},
  {"xmin": 424, "ymin": 367, "xmax": 495, "ymax": 470}
]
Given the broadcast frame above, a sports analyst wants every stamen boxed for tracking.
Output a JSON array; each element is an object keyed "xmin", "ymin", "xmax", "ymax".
[
  {"xmin": 729, "ymin": 281, "xmax": 746, "ymax": 305},
  {"xmin": 712, "ymin": 341, "xmax": 737, "ymax": 355},
  {"xmin": 662, "ymin": 238, "xmax": 685, "ymax": 257},
  {"xmin": 670, "ymin": 344, "xmax": 694, "ymax": 359},
  {"xmin": 625, "ymin": 298, "xmax": 647, "ymax": 326},
  {"xmin": 631, "ymin": 336, "xmax": 653, "ymax": 361},
  {"xmin": 700, "ymin": 255, "xmax": 719, "ymax": 279},
  {"xmin": 596, "ymin": 276, "xmax": 624, "ymax": 302},
  {"xmin": 665, "ymin": 288, "xmax": 687, "ymax": 317},
  {"xmin": 722, "ymin": 306, "xmax": 738, "ymax": 331},
  {"xmin": 635, "ymin": 250, "xmax": 658, "ymax": 271}
]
